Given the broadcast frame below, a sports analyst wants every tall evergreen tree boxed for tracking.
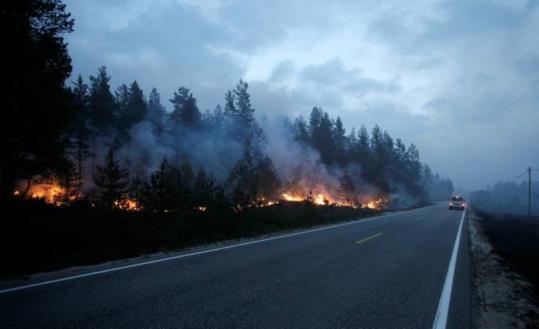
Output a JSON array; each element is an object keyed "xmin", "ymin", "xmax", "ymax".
[
  {"xmin": 292, "ymin": 116, "xmax": 310, "ymax": 145},
  {"xmin": 146, "ymin": 158, "xmax": 179, "ymax": 212},
  {"xmin": 93, "ymin": 147, "xmax": 129, "ymax": 210},
  {"xmin": 355, "ymin": 125, "xmax": 371, "ymax": 168},
  {"xmin": 310, "ymin": 108, "xmax": 334, "ymax": 164},
  {"xmin": 124, "ymin": 81, "xmax": 147, "ymax": 128},
  {"xmin": 332, "ymin": 117, "xmax": 346, "ymax": 164},
  {"xmin": 69, "ymin": 75, "xmax": 91, "ymax": 185},
  {"xmin": 254, "ymin": 155, "xmax": 281, "ymax": 201},
  {"xmin": 56, "ymin": 158, "xmax": 81, "ymax": 204},
  {"xmin": 170, "ymin": 87, "xmax": 200, "ymax": 127},
  {"xmin": 228, "ymin": 150, "xmax": 257, "ymax": 208},
  {"xmin": 192, "ymin": 167, "xmax": 217, "ymax": 208},
  {"xmin": 224, "ymin": 90, "xmax": 237, "ymax": 117},
  {"xmin": 89, "ymin": 66, "xmax": 116, "ymax": 132},
  {"xmin": 2, "ymin": 0, "xmax": 75, "ymax": 199},
  {"xmin": 228, "ymin": 80, "xmax": 265, "ymax": 152},
  {"xmin": 147, "ymin": 87, "xmax": 166, "ymax": 133},
  {"xmin": 114, "ymin": 84, "xmax": 129, "ymax": 129}
]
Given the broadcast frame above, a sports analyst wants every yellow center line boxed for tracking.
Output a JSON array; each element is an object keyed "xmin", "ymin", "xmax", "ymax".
[{"xmin": 356, "ymin": 232, "xmax": 383, "ymax": 245}]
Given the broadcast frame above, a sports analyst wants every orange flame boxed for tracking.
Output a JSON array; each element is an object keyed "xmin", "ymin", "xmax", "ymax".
[
  {"xmin": 15, "ymin": 181, "xmax": 81, "ymax": 206},
  {"xmin": 281, "ymin": 193, "xmax": 304, "ymax": 202},
  {"xmin": 114, "ymin": 198, "xmax": 141, "ymax": 211},
  {"xmin": 280, "ymin": 188, "xmax": 386, "ymax": 210}
]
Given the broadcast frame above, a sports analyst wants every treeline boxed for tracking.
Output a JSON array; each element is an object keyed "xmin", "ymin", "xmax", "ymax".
[
  {"xmin": 38, "ymin": 66, "xmax": 452, "ymax": 211},
  {"xmin": 291, "ymin": 109, "xmax": 453, "ymax": 205},
  {"xmin": 67, "ymin": 69, "xmax": 280, "ymax": 212},
  {"xmin": 470, "ymin": 181, "xmax": 539, "ymax": 215}
]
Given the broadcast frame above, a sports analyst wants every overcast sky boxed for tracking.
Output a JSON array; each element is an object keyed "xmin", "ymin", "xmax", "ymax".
[{"xmin": 64, "ymin": 0, "xmax": 539, "ymax": 190}]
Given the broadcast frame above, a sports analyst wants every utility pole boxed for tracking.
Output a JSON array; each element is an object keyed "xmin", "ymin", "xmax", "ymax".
[{"xmin": 529, "ymin": 166, "xmax": 532, "ymax": 217}]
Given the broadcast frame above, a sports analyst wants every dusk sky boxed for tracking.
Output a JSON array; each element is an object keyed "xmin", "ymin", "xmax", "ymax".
[{"xmin": 64, "ymin": 0, "xmax": 539, "ymax": 190}]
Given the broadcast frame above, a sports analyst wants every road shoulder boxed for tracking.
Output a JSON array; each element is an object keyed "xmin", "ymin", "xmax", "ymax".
[{"xmin": 468, "ymin": 210, "xmax": 539, "ymax": 328}]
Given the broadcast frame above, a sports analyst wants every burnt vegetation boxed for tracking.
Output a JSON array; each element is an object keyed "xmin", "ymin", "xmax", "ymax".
[
  {"xmin": 1, "ymin": 0, "xmax": 454, "ymax": 276},
  {"xmin": 474, "ymin": 210, "xmax": 539, "ymax": 300}
]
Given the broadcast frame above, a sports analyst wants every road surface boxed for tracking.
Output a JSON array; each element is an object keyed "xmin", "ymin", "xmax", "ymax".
[{"xmin": 0, "ymin": 204, "xmax": 471, "ymax": 328}]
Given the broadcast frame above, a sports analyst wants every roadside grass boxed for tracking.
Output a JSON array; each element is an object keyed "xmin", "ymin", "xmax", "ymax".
[
  {"xmin": 1, "ymin": 199, "xmax": 380, "ymax": 279},
  {"xmin": 474, "ymin": 208, "xmax": 539, "ymax": 300}
]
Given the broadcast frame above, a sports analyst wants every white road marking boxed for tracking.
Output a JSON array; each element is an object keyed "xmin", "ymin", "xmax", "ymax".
[
  {"xmin": 432, "ymin": 210, "xmax": 466, "ymax": 329},
  {"xmin": 0, "ymin": 207, "xmax": 428, "ymax": 294}
]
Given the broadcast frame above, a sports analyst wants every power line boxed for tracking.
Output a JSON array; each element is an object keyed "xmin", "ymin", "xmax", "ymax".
[{"xmin": 513, "ymin": 170, "xmax": 528, "ymax": 181}]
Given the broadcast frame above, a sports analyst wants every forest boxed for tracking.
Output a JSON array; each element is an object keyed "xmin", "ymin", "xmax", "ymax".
[
  {"xmin": 1, "ymin": 0, "xmax": 453, "ymax": 275},
  {"xmin": 8, "ymin": 65, "xmax": 454, "ymax": 213}
]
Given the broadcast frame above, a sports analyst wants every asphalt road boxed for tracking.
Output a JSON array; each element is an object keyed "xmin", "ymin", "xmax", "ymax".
[{"xmin": 0, "ymin": 204, "xmax": 471, "ymax": 329}]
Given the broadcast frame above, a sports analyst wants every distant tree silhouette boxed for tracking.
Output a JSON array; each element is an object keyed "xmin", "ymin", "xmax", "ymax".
[
  {"xmin": 170, "ymin": 87, "xmax": 200, "ymax": 127},
  {"xmin": 89, "ymin": 66, "xmax": 116, "ymax": 132},
  {"xmin": 309, "ymin": 107, "xmax": 335, "ymax": 165},
  {"xmin": 227, "ymin": 80, "xmax": 266, "ymax": 152},
  {"xmin": 124, "ymin": 81, "xmax": 148, "ymax": 129},
  {"xmin": 289, "ymin": 106, "xmax": 453, "ymax": 205},
  {"xmin": 292, "ymin": 116, "xmax": 310, "ymax": 146},
  {"xmin": 147, "ymin": 87, "xmax": 166, "ymax": 134},
  {"xmin": 332, "ymin": 117, "xmax": 346, "ymax": 165}
]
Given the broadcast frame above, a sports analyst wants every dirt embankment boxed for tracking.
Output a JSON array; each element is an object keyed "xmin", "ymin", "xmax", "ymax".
[{"xmin": 468, "ymin": 210, "xmax": 539, "ymax": 328}]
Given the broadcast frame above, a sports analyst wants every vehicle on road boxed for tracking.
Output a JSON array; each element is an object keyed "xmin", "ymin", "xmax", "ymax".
[{"xmin": 448, "ymin": 196, "xmax": 466, "ymax": 210}]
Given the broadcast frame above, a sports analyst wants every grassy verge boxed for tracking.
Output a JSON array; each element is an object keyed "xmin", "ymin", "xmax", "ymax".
[
  {"xmin": 1, "ymin": 199, "xmax": 379, "ymax": 278},
  {"xmin": 474, "ymin": 208, "xmax": 539, "ymax": 300}
]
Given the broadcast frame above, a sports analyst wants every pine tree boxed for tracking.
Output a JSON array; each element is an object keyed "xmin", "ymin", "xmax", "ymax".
[
  {"xmin": 254, "ymin": 155, "xmax": 281, "ymax": 201},
  {"xmin": 170, "ymin": 87, "xmax": 200, "ymax": 127},
  {"xmin": 292, "ymin": 116, "xmax": 310, "ymax": 145},
  {"xmin": 69, "ymin": 75, "xmax": 91, "ymax": 185},
  {"xmin": 2, "ymin": 0, "xmax": 75, "ymax": 199},
  {"xmin": 310, "ymin": 108, "xmax": 334, "ymax": 164},
  {"xmin": 203, "ymin": 105, "xmax": 225, "ymax": 130},
  {"xmin": 339, "ymin": 172, "xmax": 357, "ymax": 205},
  {"xmin": 125, "ymin": 81, "xmax": 147, "ymax": 128},
  {"xmin": 332, "ymin": 117, "xmax": 346, "ymax": 164},
  {"xmin": 224, "ymin": 90, "xmax": 237, "ymax": 117},
  {"xmin": 147, "ymin": 87, "xmax": 166, "ymax": 133},
  {"xmin": 57, "ymin": 158, "xmax": 81, "ymax": 204},
  {"xmin": 147, "ymin": 158, "xmax": 179, "ymax": 213},
  {"xmin": 145, "ymin": 158, "xmax": 193, "ymax": 213},
  {"xmin": 355, "ymin": 125, "xmax": 371, "ymax": 170},
  {"xmin": 93, "ymin": 147, "xmax": 129, "ymax": 210},
  {"xmin": 89, "ymin": 66, "xmax": 116, "ymax": 132},
  {"xmin": 230, "ymin": 80, "xmax": 266, "ymax": 152},
  {"xmin": 228, "ymin": 150, "xmax": 257, "ymax": 208},
  {"xmin": 192, "ymin": 167, "xmax": 217, "ymax": 208}
]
